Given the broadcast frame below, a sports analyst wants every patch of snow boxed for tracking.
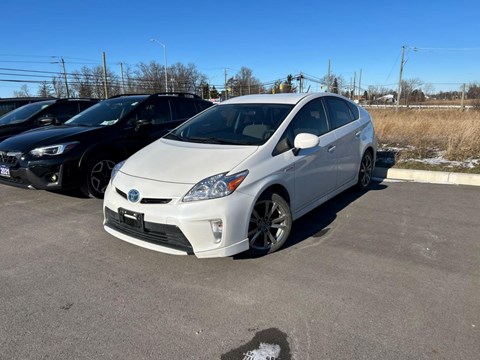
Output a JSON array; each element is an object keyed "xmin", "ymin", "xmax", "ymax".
[
  {"xmin": 377, "ymin": 145, "xmax": 479, "ymax": 169},
  {"xmin": 243, "ymin": 342, "xmax": 281, "ymax": 360}
]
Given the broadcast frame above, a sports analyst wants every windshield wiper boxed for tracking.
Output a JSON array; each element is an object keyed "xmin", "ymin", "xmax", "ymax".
[
  {"xmin": 187, "ymin": 137, "xmax": 241, "ymax": 145},
  {"xmin": 164, "ymin": 133, "xmax": 185, "ymax": 141}
]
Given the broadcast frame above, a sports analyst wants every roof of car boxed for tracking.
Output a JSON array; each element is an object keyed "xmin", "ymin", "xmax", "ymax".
[{"xmin": 220, "ymin": 93, "xmax": 340, "ymax": 105}]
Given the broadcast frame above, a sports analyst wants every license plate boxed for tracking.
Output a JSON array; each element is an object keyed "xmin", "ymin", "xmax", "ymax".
[
  {"xmin": 0, "ymin": 165, "xmax": 10, "ymax": 178},
  {"xmin": 118, "ymin": 208, "xmax": 144, "ymax": 230}
]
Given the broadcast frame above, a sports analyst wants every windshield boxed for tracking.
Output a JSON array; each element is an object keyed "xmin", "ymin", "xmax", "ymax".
[
  {"xmin": 65, "ymin": 96, "xmax": 147, "ymax": 126},
  {"xmin": 0, "ymin": 100, "xmax": 55, "ymax": 125},
  {"xmin": 165, "ymin": 103, "xmax": 294, "ymax": 146}
]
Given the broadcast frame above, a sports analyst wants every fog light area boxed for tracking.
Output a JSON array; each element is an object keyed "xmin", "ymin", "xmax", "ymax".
[
  {"xmin": 49, "ymin": 173, "xmax": 59, "ymax": 183},
  {"xmin": 210, "ymin": 219, "xmax": 223, "ymax": 243}
]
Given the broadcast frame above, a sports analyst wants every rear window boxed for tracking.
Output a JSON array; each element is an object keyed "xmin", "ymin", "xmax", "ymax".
[{"xmin": 346, "ymin": 100, "xmax": 359, "ymax": 120}]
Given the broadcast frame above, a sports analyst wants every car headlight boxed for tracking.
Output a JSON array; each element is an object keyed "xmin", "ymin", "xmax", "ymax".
[
  {"xmin": 111, "ymin": 160, "xmax": 125, "ymax": 182},
  {"xmin": 29, "ymin": 142, "xmax": 79, "ymax": 157},
  {"xmin": 183, "ymin": 170, "xmax": 248, "ymax": 202}
]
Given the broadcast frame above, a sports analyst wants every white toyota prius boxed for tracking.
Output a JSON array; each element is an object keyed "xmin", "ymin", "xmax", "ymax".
[{"xmin": 103, "ymin": 93, "xmax": 376, "ymax": 258}]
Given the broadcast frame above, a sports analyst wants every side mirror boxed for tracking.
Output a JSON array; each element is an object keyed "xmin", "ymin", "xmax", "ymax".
[
  {"xmin": 293, "ymin": 133, "xmax": 319, "ymax": 155},
  {"xmin": 38, "ymin": 117, "xmax": 55, "ymax": 126},
  {"xmin": 134, "ymin": 119, "xmax": 152, "ymax": 131},
  {"xmin": 294, "ymin": 132, "xmax": 319, "ymax": 149}
]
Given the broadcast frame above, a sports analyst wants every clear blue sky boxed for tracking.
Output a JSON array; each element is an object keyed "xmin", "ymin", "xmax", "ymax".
[{"xmin": 1, "ymin": 0, "xmax": 479, "ymax": 97}]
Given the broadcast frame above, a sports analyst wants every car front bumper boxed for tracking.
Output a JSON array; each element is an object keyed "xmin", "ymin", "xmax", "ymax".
[
  {"xmin": 0, "ymin": 157, "xmax": 81, "ymax": 191},
  {"xmin": 103, "ymin": 181, "xmax": 253, "ymax": 258}
]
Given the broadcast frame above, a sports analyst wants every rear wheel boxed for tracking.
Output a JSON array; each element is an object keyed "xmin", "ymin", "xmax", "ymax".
[
  {"xmin": 247, "ymin": 192, "xmax": 292, "ymax": 256},
  {"xmin": 356, "ymin": 151, "xmax": 374, "ymax": 190},
  {"xmin": 81, "ymin": 155, "xmax": 117, "ymax": 199}
]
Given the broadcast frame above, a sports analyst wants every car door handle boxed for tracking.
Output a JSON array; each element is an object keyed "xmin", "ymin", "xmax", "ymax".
[
  {"xmin": 355, "ymin": 131, "xmax": 362, "ymax": 138},
  {"xmin": 328, "ymin": 145, "xmax": 336, "ymax": 153}
]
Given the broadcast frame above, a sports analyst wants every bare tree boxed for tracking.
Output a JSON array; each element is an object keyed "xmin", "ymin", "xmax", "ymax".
[
  {"xmin": 423, "ymin": 83, "xmax": 435, "ymax": 97},
  {"xmin": 135, "ymin": 61, "xmax": 166, "ymax": 93},
  {"xmin": 226, "ymin": 67, "xmax": 264, "ymax": 96},
  {"xmin": 169, "ymin": 63, "xmax": 206, "ymax": 94},
  {"xmin": 52, "ymin": 76, "xmax": 66, "ymax": 98},
  {"xmin": 400, "ymin": 78, "xmax": 424, "ymax": 105},
  {"xmin": 13, "ymin": 84, "xmax": 32, "ymax": 97}
]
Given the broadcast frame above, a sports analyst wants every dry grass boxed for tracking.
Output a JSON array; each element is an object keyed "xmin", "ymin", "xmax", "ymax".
[{"xmin": 370, "ymin": 108, "xmax": 480, "ymax": 162}]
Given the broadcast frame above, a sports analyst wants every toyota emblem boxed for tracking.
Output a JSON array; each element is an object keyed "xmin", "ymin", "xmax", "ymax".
[{"xmin": 127, "ymin": 189, "xmax": 140, "ymax": 203}]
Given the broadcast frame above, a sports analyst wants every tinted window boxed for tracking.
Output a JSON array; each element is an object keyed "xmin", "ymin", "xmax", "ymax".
[
  {"xmin": 171, "ymin": 98, "xmax": 198, "ymax": 119},
  {"xmin": 273, "ymin": 99, "xmax": 328, "ymax": 156},
  {"xmin": 195, "ymin": 100, "xmax": 213, "ymax": 111},
  {"xmin": 346, "ymin": 100, "xmax": 359, "ymax": 119},
  {"xmin": 66, "ymin": 96, "xmax": 146, "ymax": 126},
  {"xmin": 324, "ymin": 97, "xmax": 354, "ymax": 129},
  {"xmin": 137, "ymin": 98, "xmax": 172, "ymax": 124},
  {"xmin": 290, "ymin": 98, "xmax": 329, "ymax": 137}
]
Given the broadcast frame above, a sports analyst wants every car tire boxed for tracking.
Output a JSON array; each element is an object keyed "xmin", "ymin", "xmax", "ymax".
[
  {"xmin": 81, "ymin": 154, "xmax": 117, "ymax": 199},
  {"xmin": 246, "ymin": 191, "xmax": 292, "ymax": 256},
  {"xmin": 356, "ymin": 151, "xmax": 374, "ymax": 190}
]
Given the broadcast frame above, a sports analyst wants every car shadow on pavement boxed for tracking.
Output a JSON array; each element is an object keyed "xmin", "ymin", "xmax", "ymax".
[
  {"xmin": 234, "ymin": 181, "xmax": 388, "ymax": 260},
  {"xmin": 48, "ymin": 188, "xmax": 91, "ymax": 199}
]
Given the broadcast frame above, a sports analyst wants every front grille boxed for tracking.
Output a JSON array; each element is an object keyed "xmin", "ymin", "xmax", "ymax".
[
  {"xmin": 104, "ymin": 207, "xmax": 193, "ymax": 254},
  {"xmin": 0, "ymin": 151, "xmax": 19, "ymax": 165},
  {"xmin": 116, "ymin": 188, "xmax": 172, "ymax": 204}
]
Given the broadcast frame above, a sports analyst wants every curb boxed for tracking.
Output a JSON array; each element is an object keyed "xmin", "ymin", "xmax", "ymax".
[{"xmin": 373, "ymin": 167, "xmax": 480, "ymax": 187}]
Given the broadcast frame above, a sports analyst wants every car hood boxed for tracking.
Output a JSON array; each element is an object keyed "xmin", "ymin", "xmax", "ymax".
[
  {"xmin": 0, "ymin": 125, "xmax": 98, "ymax": 152},
  {"xmin": 121, "ymin": 138, "xmax": 259, "ymax": 184}
]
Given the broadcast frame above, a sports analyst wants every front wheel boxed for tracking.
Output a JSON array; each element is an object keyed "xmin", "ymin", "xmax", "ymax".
[
  {"xmin": 81, "ymin": 155, "xmax": 117, "ymax": 199},
  {"xmin": 247, "ymin": 192, "xmax": 292, "ymax": 256},
  {"xmin": 356, "ymin": 151, "xmax": 374, "ymax": 190}
]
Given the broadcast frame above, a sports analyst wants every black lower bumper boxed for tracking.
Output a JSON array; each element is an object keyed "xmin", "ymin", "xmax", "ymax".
[{"xmin": 104, "ymin": 207, "xmax": 194, "ymax": 254}]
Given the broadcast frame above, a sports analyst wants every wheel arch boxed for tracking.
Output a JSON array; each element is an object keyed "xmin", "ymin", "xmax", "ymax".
[
  {"xmin": 78, "ymin": 143, "xmax": 128, "ymax": 170},
  {"xmin": 255, "ymin": 183, "xmax": 291, "ymax": 206}
]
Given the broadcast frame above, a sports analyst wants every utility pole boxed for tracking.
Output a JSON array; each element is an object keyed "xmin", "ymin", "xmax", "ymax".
[
  {"xmin": 461, "ymin": 83, "xmax": 466, "ymax": 111},
  {"xmin": 224, "ymin": 68, "xmax": 228, "ymax": 100},
  {"xmin": 396, "ymin": 45, "xmax": 406, "ymax": 112},
  {"xmin": 102, "ymin": 52, "xmax": 108, "ymax": 99},
  {"xmin": 327, "ymin": 59, "xmax": 331, "ymax": 92},
  {"xmin": 60, "ymin": 57, "xmax": 70, "ymax": 98},
  {"xmin": 358, "ymin": 69, "xmax": 362, "ymax": 101},
  {"xmin": 119, "ymin": 62, "xmax": 125, "ymax": 94},
  {"xmin": 353, "ymin": 72, "xmax": 356, "ymax": 100}
]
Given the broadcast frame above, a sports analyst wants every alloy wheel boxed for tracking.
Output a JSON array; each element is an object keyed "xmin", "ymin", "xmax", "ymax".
[
  {"xmin": 359, "ymin": 152, "xmax": 373, "ymax": 188},
  {"xmin": 248, "ymin": 195, "xmax": 291, "ymax": 252},
  {"xmin": 90, "ymin": 159, "xmax": 116, "ymax": 194}
]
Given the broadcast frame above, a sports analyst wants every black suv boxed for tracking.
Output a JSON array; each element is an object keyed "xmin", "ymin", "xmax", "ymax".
[
  {"xmin": 0, "ymin": 98, "xmax": 99, "ymax": 141},
  {"xmin": 0, "ymin": 93, "xmax": 213, "ymax": 198}
]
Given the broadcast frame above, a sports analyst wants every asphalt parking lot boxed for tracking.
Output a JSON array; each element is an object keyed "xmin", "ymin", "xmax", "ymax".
[{"xmin": 1, "ymin": 181, "xmax": 479, "ymax": 360}]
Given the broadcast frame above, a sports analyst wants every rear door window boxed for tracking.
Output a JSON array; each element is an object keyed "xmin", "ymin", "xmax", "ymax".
[
  {"xmin": 324, "ymin": 97, "xmax": 355, "ymax": 129},
  {"xmin": 137, "ymin": 98, "xmax": 172, "ymax": 124}
]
